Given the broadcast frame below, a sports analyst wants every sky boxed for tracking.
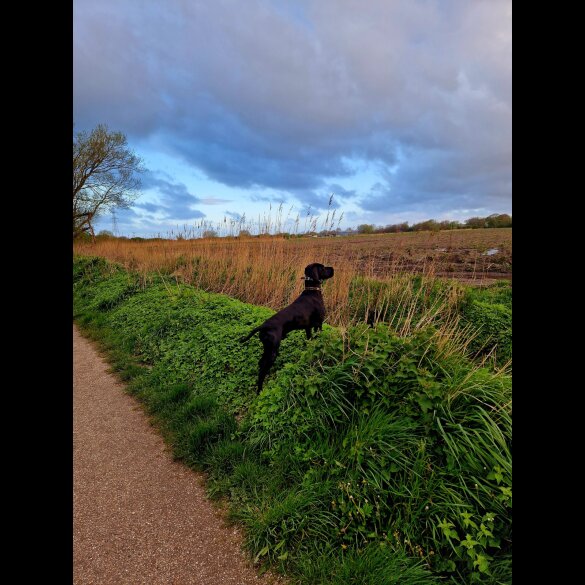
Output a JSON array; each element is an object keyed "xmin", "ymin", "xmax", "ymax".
[{"xmin": 74, "ymin": 0, "xmax": 511, "ymax": 238}]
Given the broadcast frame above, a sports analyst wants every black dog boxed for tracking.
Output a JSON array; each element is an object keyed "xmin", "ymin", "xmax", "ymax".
[{"xmin": 240, "ymin": 263, "xmax": 334, "ymax": 392}]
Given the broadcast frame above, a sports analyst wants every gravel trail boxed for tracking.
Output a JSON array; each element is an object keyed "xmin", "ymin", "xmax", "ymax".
[{"xmin": 73, "ymin": 324, "xmax": 284, "ymax": 585}]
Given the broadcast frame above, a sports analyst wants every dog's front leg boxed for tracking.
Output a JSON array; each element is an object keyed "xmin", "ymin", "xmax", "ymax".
[{"xmin": 305, "ymin": 327, "xmax": 312, "ymax": 340}]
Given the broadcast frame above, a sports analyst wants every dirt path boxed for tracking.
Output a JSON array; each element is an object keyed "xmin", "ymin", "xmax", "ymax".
[{"xmin": 73, "ymin": 324, "xmax": 285, "ymax": 585}]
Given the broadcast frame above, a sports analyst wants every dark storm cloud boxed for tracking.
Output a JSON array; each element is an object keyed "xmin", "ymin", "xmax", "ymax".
[
  {"xmin": 361, "ymin": 147, "xmax": 511, "ymax": 214},
  {"xmin": 288, "ymin": 188, "xmax": 342, "ymax": 211},
  {"xmin": 133, "ymin": 202, "xmax": 162, "ymax": 214},
  {"xmin": 74, "ymin": 0, "xmax": 511, "ymax": 217},
  {"xmin": 327, "ymin": 184, "xmax": 358, "ymax": 200},
  {"xmin": 250, "ymin": 193, "xmax": 290, "ymax": 205},
  {"xmin": 249, "ymin": 187, "xmax": 343, "ymax": 212},
  {"xmin": 139, "ymin": 171, "xmax": 206, "ymax": 219},
  {"xmin": 200, "ymin": 198, "xmax": 233, "ymax": 205}
]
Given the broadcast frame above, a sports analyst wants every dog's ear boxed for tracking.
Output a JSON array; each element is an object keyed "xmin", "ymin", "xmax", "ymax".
[{"xmin": 304, "ymin": 263, "xmax": 320, "ymax": 280}]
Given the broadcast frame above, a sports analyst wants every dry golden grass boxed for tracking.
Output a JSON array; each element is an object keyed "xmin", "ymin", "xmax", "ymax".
[{"xmin": 73, "ymin": 229, "xmax": 511, "ymax": 331}]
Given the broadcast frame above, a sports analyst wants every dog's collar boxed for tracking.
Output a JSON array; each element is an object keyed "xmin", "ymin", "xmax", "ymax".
[{"xmin": 302, "ymin": 275, "xmax": 322, "ymax": 291}]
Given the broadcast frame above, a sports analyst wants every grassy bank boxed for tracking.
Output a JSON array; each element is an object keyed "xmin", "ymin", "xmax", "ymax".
[{"xmin": 73, "ymin": 256, "xmax": 511, "ymax": 584}]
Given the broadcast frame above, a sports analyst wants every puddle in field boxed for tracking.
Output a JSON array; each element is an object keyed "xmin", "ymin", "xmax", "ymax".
[{"xmin": 483, "ymin": 248, "xmax": 499, "ymax": 256}]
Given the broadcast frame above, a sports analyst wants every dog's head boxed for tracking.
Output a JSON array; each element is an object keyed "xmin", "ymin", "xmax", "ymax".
[{"xmin": 304, "ymin": 263, "xmax": 334, "ymax": 282}]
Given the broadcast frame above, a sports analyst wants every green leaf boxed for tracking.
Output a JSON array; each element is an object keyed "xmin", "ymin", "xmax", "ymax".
[
  {"xmin": 460, "ymin": 512, "xmax": 478, "ymax": 530},
  {"xmin": 417, "ymin": 395, "xmax": 433, "ymax": 412},
  {"xmin": 460, "ymin": 534, "xmax": 479, "ymax": 549},
  {"xmin": 487, "ymin": 465, "xmax": 504, "ymax": 484},
  {"xmin": 474, "ymin": 553, "xmax": 491, "ymax": 573},
  {"xmin": 443, "ymin": 559, "xmax": 456, "ymax": 572}
]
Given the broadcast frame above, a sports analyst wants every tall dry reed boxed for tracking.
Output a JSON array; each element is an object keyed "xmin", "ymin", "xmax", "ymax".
[{"xmin": 74, "ymin": 233, "xmax": 474, "ymax": 337}]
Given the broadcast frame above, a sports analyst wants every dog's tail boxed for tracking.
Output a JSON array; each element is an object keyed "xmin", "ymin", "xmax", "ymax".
[{"xmin": 239, "ymin": 326, "xmax": 262, "ymax": 343}]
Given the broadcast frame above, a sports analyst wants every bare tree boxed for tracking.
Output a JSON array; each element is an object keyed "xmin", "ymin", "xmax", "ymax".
[{"xmin": 73, "ymin": 124, "xmax": 145, "ymax": 240}]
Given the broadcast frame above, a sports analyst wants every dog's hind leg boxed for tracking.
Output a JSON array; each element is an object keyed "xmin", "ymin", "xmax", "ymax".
[
  {"xmin": 257, "ymin": 340, "xmax": 280, "ymax": 393},
  {"xmin": 305, "ymin": 327, "xmax": 312, "ymax": 340}
]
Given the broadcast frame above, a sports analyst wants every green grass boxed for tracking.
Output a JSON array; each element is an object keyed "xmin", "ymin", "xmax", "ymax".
[
  {"xmin": 295, "ymin": 545, "xmax": 441, "ymax": 585},
  {"xmin": 348, "ymin": 275, "xmax": 512, "ymax": 368},
  {"xmin": 74, "ymin": 256, "xmax": 511, "ymax": 584}
]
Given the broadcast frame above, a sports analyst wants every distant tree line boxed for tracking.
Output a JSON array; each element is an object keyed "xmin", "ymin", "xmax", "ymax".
[
  {"xmin": 355, "ymin": 213, "xmax": 511, "ymax": 235},
  {"xmin": 87, "ymin": 213, "xmax": 511, "ymax": 242}
]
